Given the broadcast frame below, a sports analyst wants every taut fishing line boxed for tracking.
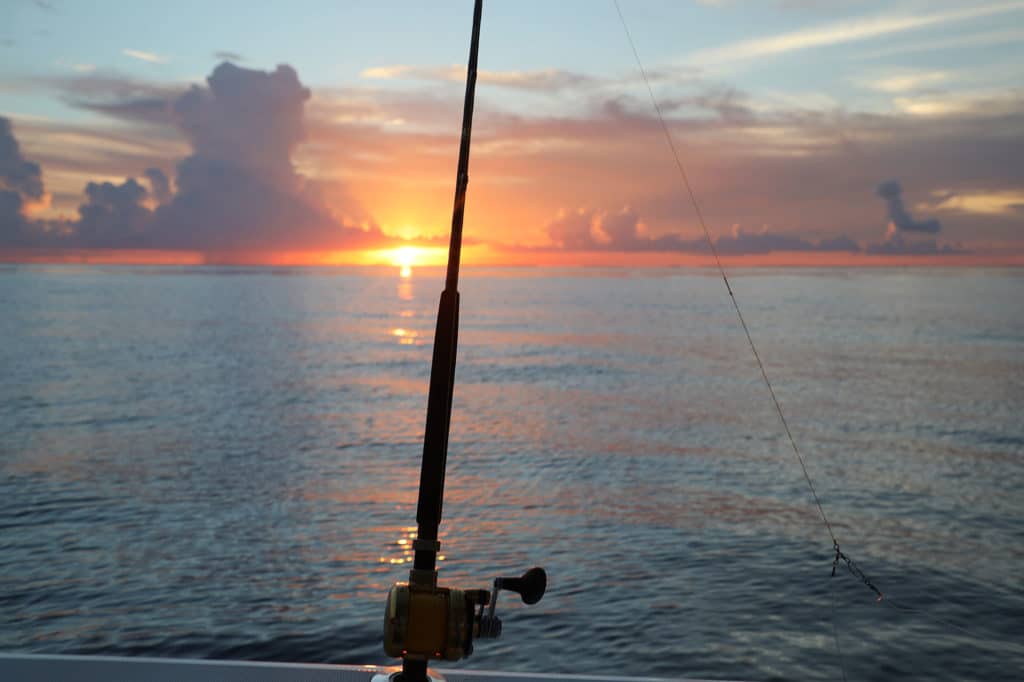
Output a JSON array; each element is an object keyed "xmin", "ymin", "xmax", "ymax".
[
  {"xmin": 611, "ymin": 1, "xmax": 885, "ymax": 676},
  {"xmin": 611, "ymin": 0, "xmax": 989, "ymax": 664}
]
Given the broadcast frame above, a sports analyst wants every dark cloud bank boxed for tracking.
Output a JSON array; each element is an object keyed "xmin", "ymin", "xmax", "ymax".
[
  {"xmin": 541, "ymin": 192, "xmax": 956, "ymax": 256},
  {"xmin": 1, "ymin": 62, "xmax": 385, "ymax": 255},
  {"xmin": 543, "ymin": 206, "xmax": 862, "ymax": 255}
]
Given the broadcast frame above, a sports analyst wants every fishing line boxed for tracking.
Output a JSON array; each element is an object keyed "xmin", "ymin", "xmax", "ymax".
[
  {"xmin": 611, "ymin": 4, "xmax": 868, "ymax": 672},
  {"xmin": 881, "ymin": 596, "xmax": 978, "ymax": 639},
  {"xmin": 611, "ymin": 2, "xmax": 990, "ymax": 667},
  {"xmin": 611, "ymin": 0, "xmax": 849, "ymax": 567},
  {"xmin": 830, "ymin": 579, "xmax": 850, "ymax": 682}
]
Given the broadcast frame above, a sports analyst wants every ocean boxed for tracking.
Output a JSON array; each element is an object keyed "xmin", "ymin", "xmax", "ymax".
[{"xmin": 1, "ymin": 264, "xmax": 1022, "ymax": 681}]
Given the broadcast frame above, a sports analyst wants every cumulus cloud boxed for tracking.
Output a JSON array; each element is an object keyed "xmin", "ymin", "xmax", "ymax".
[
  {"xmin": 0, "ymin": 118, "xmax": 44, "ymax": 200},
  {"xmin": 148, "ymin": 61, "xmax": 379, "ymax": 251},
  {"xmin": 2, "ymin": 63, "xmax": 386, "ymax": 254},
  {"xmin": 143, "ymin": 167, "xmax": 171, "ymax": 204},
  {"xmin": 173, "ymin": 63, "xmax": 308, "ymax": 186},
  {"xmin": 0, "ymin": 117, "xmax": 45, "ymax": 243},
  {"xmin": 545, "ymin": 207, "xmax": 699, "ymax": 251},
  {"xmin": 75, "ymin": 178, "xmax": 152, "ymax": 247},
  {"xmin": 546, "ymin": 208, "xmax": 599, "ymax": 249},
  {"xmin": 876, "ymin": 180, "xmax": 941, "ymax": 233}
]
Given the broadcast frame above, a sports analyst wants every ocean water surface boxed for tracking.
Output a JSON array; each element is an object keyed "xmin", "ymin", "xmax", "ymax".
[{"xmin": 1, "ymin": 265, "xmax": 1022, "ymax": 681}]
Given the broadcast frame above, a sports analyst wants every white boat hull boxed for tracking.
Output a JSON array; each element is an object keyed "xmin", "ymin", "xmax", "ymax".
[{"xmin": 0, "ymin": 653, "xmax": 728, "ymax": 682}]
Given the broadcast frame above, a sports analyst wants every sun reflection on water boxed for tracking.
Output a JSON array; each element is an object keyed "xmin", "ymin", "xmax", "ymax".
[
  {"xmin": 390, "ymin": 328, "xmax": 421, "ymax": 345},
  {"xmin": 397, "ymin": 277, "xmax": 413, "ymax": 302},
  {"xmin": 379, "ymin": 526, "xmax": 446, "ymax": 565}
]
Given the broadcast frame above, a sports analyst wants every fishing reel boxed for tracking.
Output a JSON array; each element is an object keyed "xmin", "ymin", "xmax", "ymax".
[{"xmin": 383, "ymin": 566, "xmax": 546, "ymax": 664}]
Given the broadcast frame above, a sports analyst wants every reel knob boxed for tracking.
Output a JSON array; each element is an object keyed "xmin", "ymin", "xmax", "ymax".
[{"xmin": 496, "ymin": 567, "xmax": 547, "ymax": 605}]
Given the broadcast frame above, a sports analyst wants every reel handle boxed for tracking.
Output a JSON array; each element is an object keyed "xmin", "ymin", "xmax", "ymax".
[{"xmin": 496, "ymin": 566, "xmax": 547, "ymax": 605}]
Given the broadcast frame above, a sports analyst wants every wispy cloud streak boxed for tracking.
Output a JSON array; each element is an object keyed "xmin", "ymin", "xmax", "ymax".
[
  {"xmin": 856, "ymin": 27, "xmax": 1024, "ymax": 60},
  {"xmin": 122, "ymin": 49, "xmax": 168, "ymax": 64},
  {"xmin": 688, "ymin": 1, "xmax": 1024, "ymax": 64},
  {"xmin": 361, "ymin": 64, "xmax": 595, "ymax": 91}
]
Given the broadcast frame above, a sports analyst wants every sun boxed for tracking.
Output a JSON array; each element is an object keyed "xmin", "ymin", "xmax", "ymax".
[
  {"xmin": 373, "ymin": 244, "xmax": 449, "ymax": 274},
  {"xmin": 391, "ymin": 246, "xmax": 421, "ymax": 277}
]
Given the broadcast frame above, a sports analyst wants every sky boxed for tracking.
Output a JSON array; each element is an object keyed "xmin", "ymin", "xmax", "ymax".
[{"xmin": 1, "ymin": 0, "xmax": 1023, "ymax": 266}]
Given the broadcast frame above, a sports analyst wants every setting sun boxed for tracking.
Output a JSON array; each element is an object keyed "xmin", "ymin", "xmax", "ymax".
[
  {"xmin": 391, "ymin": 246, "xmax": 420, "ymax": 277},
  {"xmin": 392, "ymin": 246, "xmax": 419, "ymax": 267},
  {"xmin": 365, "ymin": 245, "xmax": 453, "ymax": 274}
]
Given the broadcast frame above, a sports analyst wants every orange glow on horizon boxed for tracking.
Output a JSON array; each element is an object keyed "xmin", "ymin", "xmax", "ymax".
[
  {"xmin": 379, "ymin": 245, "xmax": 448, "ymax": 268},
  {"xmin": 1, "ymin": 246, "xmax": 1022, "ymax": 268},
  {"xmin": 0, "ymin": 248, "xmax": 205, "ymax": 265}
]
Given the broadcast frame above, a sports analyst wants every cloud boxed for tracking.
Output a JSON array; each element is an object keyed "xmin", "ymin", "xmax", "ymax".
[
  {"xmin": 122, "ymin": 49, "xmax": 169, "ymax": 65},
  {"xmin": 687, "ymin": 2, "xmax": 1024, "ymax": 65},
  {"xmin": 861, "ymin": 70, "xmax": 952, "ymax": 94},
  {"xmin": 715, "ymin": 226, "xmax": 833, "ymax": 254},
  {"xmin": 5, "ymin": 50, "xmax": 1022, "ymax": 259},
  {"xmin": 361, "ymin": 64, "xmax": 595, "ymax": 91},
  {"xmin": 2, "ymin": 64, "xmax": 387, "ymax": 254},
  {"xmin": 0, "ymin": 117, "xmax": 45, "ymax": 243},
  {"xmin": 77, "ymin": 98, "xmax": 176, "ymax": 128},
  {"xmin": 176, "ymin": 77, "xmax": 1024, "ymax": 253},
  {"xmin": 74, "ymin": 178, "xmax": 152, "ymax": 247},
  {"xmin": 857, "ymin": 27, "xmax": 1024, "ymax": 60},
  {"xmin": 545, "ymin": 207, "xmax": 702, "ymax": 251},
  {"xmin": 46, "ymin": 71, "xmax": 181, "ymax": 127},
  {"xmin": 546, "ymin": 208, "xmax": 598, "ymax": 249},
  {"xmin": 545, "ymin": 207, "xmax": 668, "ymax": 251},
  {"xmin": 214, "ymin": 51, "xmax": 244, "ymax": 62},
  {"xmin": 143, "ymin": 167, "xmax": 170, "ymax": 204},
  {"xmin": 866, "ymin": 180, "xmax": 967, "ymax": 254},
  {"xmin": 149, "ymin": 62, "xmax": 367, "ymax": 251},
  {"xmin": 876, "ymin": 180, "xmax": 941, "ymax": 233},
  {"xmin": 866, "ymin": 233, "xmax": 965, "ymax": 255},
  {"xmin": 817, "ymin": 235, "xmax": 862, "ymax": 252},
  {"xmin": 543, "ymin": 207, "xmax": 860, "ymax": 255},
  {"xmin": 0, "ymin": 118, "xmax": 44, "ymax": 200},
  {"xmin": 664, "ymin": 87, "xmax": 756, "ymax": 124},
  {"xmin": 891, "ymin": 90, "xmax": 1024, "ymax": 118},
  {"xmin": 296, "ymin": 70, "xmax": 1020, "ymax": 255},
  {"xmin": 930, "ymin": 190, "xmax": 1024, "ymax": 216}
]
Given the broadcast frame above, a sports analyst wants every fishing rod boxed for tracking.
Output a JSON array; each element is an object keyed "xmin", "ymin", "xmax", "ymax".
[{"xmin": 381, "ymin": 3, "xmax": 545, "ymax": 680}]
